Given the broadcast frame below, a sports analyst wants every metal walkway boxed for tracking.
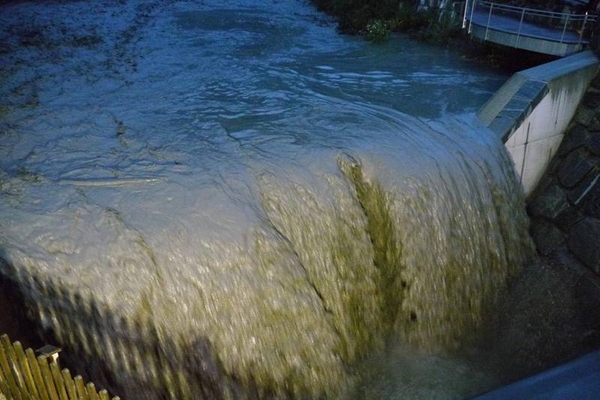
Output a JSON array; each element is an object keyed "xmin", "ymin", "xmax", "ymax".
[{"xmin": 463, "ymin": 0, "xmax": 597, "ymax": 56}]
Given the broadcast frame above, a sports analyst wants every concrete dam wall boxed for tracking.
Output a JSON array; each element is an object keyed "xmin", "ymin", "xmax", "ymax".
[{"xmin": 477, "ymin": 50, "xmax": 599, "ymax": 197}]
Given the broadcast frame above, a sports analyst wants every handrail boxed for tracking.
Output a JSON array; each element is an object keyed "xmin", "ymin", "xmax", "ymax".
[
  {"xmin": 478, "ymin": 1, "xmax": 591, "ymax": 20},
  {"xmin": 464, "ymin": 0, "xmax": 598, "ymax": 46}
]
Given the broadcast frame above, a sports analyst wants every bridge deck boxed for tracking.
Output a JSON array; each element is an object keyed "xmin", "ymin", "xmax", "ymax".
[
  {"xmin": 464, "ymin": 1, "xmax": 595, "ymax": 56},
  {"xmin": 469, "ymin": 10, "xmax": 585, "ymax": 44}
]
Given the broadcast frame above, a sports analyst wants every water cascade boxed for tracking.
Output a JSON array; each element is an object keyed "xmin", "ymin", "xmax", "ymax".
[
  {"xmin": 0, "ymin": 112, "xmax": 534, "ymax": 398},
  {"xmin": 0, "ymin": 0, "xmax": 534, "ymax": 398}
]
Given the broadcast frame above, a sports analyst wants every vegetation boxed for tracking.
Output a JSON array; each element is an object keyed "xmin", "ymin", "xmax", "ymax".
[
  {"xmin": 494, "ymin": 0, "xmax": 590, "ymax": 13},
  {"xmin": 311, "ymin": 0, "xmax": 399, "ymax": 34},
  {"xmin": 310, "ymin": 0, "xmax": 583, "ymax": 70},
  {"xmin": 310, "ymin": 0, "xmax": 463, "ymax": 45},
  {"xmin": 311, "ymin": 0, "xmax": 594, "ymax": 46},
  {"xmin": 364, "ymin": 20, "xmax": 390, "ymax": 43}
]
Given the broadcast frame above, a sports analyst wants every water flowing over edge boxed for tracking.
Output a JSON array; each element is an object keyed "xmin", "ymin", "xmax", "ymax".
[
  {"xmin": 0, "ymin": 113, "xmax": 534, "ymax": 398},
  {"xmin": 0, "ymin": 0, "xmax": 532, "ymax": 397}
]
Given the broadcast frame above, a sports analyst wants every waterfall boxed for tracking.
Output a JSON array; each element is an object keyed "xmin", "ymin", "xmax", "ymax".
[
  {"xmin": 0, "ymin": 0, "xmax": 531, "ymax": 397},
  {"xmin": 0, "ymin": 112, "xmax": 534, "ymax": 398}
]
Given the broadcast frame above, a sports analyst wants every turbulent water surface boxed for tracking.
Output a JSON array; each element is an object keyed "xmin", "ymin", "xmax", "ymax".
[{"xmin": 0, "ymin": 0, "xmax": 534, "ymax": 398}]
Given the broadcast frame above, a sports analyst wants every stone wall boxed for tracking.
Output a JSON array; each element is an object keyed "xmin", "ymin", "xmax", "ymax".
[{"xmin": 527, "ymin": 73, "xmax": 600, "ymax": 276}]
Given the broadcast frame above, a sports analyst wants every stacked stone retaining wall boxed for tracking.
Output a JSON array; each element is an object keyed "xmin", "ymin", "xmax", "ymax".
[{"xmin": 528, "ymin": 73, "xmax": 600, "ymax": 276}]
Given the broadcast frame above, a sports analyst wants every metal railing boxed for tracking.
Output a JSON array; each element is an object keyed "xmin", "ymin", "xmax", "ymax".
[{"xmin": 463, "ymin": 0, "xmax": 597, "ymax": 45}]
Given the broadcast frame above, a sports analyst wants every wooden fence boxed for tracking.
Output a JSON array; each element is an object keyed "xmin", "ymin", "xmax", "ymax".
[{"xmin": 0, "ymin": 334, "xmax": 120, "ymax": 400}]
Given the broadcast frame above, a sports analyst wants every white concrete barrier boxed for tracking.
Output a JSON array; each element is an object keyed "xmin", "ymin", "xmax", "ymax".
[{"xmin": 478, "ymin": 51, "xmax": 599, "ymax": 196}]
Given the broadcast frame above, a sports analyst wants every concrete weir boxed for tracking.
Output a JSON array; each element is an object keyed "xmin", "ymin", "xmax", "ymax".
[{"xmin": 477, "ymin": 50, "xmax": 599, "ymax": 196}]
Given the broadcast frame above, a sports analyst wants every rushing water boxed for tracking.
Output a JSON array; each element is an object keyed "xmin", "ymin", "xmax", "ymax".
[{"xmin": 0, "ymin": 0, "xmax": 534, "ymax": 398}]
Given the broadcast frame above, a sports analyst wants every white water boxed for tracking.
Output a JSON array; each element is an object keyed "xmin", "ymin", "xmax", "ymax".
[{"xmin": 0, "ymin": 0, "xmax": 533, "ymax": 398}]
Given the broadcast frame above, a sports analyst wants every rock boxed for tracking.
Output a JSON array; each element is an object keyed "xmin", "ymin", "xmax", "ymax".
[
  {"xmin": 583, "ymin": 91, "xmax": 600, "ymax": 109},
  {"xmin": 528, "ymin": 185, "xmax": 568, "ymax": 219},
  {"xmin": 569, "ymin": 172, "xmax": 600, "ymax": 219},
  {"xmin": 554, "ymin": 203, "xmax": 584, "ymax": 231},
  {"xmin": 557, "ymin": 148, "xmax": 598, "ymax": 188},
  {"xmin": 588, "ymin": 116, "xmax": 600, "ymax": 132},
  {"xmin": 592, "ymin": 71, "xmax": 600, "ymax": 90},
  {"xmin": 531, "ymin": 219, "xmax": 565, "ymax": 256},
  {"xmin": 568, "ymin": 218, "xmax": 600, "ymax": 274},
  {"xmin": 575, "ymin": 106, "xmax": 597, "ymax": 126},
  {"xmin": 557, "ymin": 124, "xmax": 589, "ymax": 157},
  {"xmin": 587, "ymin": 133, "xmax": 600, "ymax": 156}
]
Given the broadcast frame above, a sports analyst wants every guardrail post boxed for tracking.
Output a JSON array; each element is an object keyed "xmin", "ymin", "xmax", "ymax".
[
  {"xmin": 485, "ymin": 1, "xmax": 493, "ymax": 40},
  {"xmin": 560, "ymin": 13, "xmax": 570, "ymax": 43},
  {"xmin": 516, "ymin": 7, "xmax": 525, "ymax": 47},
  {"xmin": 578, "ymin": 12, "xmax": 589, "ymax": 46},
  {"xmin": 468, "ymin": 0, "xmax": 476, "ymax": 33}
]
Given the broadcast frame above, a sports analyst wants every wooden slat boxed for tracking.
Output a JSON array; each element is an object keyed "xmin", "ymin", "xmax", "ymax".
[
  {"xmin": 1, "ymin": 335, "xmax": 30, "ymax": 399},
  {"xmin": 85, "ymin": 382, "xmax": 100, "ymax": 400},
  {"xmin": 60, "ymin": 369, "xmax": 77, "ymax": 400},
  {"xmin": 50, "ymin": 361, "xmax": 69, "ymax": 400},
  {"xmin": 13, "ymin": 341, "xmax": 40, "ymax": 398},
  {"xmin": 37, "ymin": 355, "xmax": 60, "ymax": 400},
  {"xmin": 26, "ymin": 348, "xmax": 50, "ymax": 400},
  {"xmin": 0, "ymin": 370, "xmax": 13, "ymax": 399},
  {"xmin": 74, "ymin": 375, "xmax": 88, "ymax": 400},
  {"xmin": 0, "ymin": 335, "xmax": 22, "ymax": 400}
]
